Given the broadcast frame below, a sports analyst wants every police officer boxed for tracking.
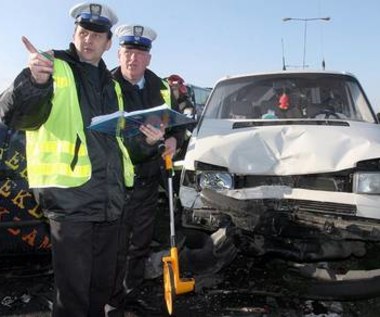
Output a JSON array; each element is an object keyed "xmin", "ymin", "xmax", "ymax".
[
  {"xmin": 107, "ymin": 24, "xmax": 185, "ymax": 314},
  {"xmin": 0, "ymin": 3, "xmax": 134, "ymax": 317}
]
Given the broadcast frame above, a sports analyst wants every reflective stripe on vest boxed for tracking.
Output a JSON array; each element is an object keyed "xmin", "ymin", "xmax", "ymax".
[
  {"xmin": 114, "ymin": 81, "xmax": 134, "ymax": 187},
  {"xmin": 160, "ymin": 80, "xmax": 171, "ymax": 107},
  {"xmin": 26, "ymin": 60, "xmax": 134, "ymax": 188}
]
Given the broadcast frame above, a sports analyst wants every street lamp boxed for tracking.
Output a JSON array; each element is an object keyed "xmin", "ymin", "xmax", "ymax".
[{"xmin": 283, "ymin": 17, "xmax": 330, "ymax": 69}]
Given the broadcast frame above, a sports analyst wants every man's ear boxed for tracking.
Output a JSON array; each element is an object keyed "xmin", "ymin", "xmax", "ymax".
[
  {"xmin": 146, "ymin": 53, "xmax": 152, "ymax": 66},
  {"xmin": 105, "ymin": 38, "xmax": 112, "ymax": 51}
]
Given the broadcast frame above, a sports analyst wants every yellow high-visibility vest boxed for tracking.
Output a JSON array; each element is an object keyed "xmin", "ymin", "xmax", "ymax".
[{"xmin": 26, "ymin": 59, "xmax": 134, "ymax": 188}]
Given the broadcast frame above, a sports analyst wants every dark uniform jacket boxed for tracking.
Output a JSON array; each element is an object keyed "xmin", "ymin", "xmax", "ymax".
[
  {"xmin": 112, "ymin": 67, "xmax": 185, "ymax": 179},
  {"xmin": 0, "ymin": 43, "xmax": 125, "ymax": 222}
]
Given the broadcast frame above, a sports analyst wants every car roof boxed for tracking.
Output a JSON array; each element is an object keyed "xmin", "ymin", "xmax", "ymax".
[{"xmin": 216, "ymin": 69, "xmax": 358, "ymax": 84}]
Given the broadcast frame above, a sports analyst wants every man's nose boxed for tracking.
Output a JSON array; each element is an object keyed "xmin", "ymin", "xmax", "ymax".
[
  {"xmin": 129, "ymin": 52, "xmax": 139, "ymax": 60},
  {"xmin": 84, "ymin": 34, "xmax": 94, "ymax": 42}
]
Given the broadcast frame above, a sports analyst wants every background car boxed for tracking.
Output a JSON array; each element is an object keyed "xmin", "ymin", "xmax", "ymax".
[
  {"xmin": 185, "ymin": 84, "xmax": 212, "ymax": 121},
  {"xmin": 179, "ymin": 70, "xmax": 380, "ymax": 299}
]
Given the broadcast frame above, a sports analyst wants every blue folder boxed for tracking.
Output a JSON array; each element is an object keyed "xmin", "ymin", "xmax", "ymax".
[{"xmin": 88, "ymin": 104, "xmax": 195, "ymax": 138}]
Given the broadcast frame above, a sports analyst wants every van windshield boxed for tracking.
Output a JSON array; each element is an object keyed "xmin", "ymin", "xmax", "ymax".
[{"xmin": 203, "ymin": 73, "xmax": 376, "ymax": 123}]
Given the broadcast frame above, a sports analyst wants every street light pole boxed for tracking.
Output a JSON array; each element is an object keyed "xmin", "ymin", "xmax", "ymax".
[{"xmin": 283, "ymin": 17, "xmax": 330, "ymax": 69}]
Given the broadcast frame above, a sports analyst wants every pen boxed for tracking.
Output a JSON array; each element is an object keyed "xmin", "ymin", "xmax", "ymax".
[{"xmin": 38, "ymin": 50, "xmax": 54, "ymax": 62}]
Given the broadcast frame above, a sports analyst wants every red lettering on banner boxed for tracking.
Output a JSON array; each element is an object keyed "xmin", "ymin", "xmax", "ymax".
[
  {"xmin": 7, "ymin": 216, "xmax": 21, "ymax": 235},
  {"xmin": 22, "ymin": 229, "xmax": 37, "ymax": 247},
  {"xmin": 38, "ymin": 236, "xmax": 51, "ymax": 249},
  {"xmin": 8, "ymin": 228, "xmax": 21, "ymax": 235},
  {"xmin": 0, "ymin": 207, "xmax": 10, "ymax": 220}
]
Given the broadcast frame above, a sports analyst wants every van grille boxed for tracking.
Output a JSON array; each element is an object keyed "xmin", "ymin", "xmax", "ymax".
[{"xmin": 263, "ymin": 198, "xmax": 357, "ymax": 216}]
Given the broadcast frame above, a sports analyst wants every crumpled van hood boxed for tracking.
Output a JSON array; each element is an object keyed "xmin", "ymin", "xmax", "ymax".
[{"xmin": 185, "ymin": 119, "xmax": 380, "ymax": 175}]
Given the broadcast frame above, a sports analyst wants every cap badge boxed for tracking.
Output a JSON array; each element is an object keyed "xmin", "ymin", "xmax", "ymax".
[
  {"xmin": 133, "ymin": 26, "xmax": 144, "ymax": 37},
  {"xmin": 90, "ymin": 4, "xmax": 102, "ymax": 18}
]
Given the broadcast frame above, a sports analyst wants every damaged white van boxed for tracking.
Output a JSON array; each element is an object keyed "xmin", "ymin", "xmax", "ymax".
[{"xmin": 179, "ymin": 70, "xmax": 380, "ymax": 298}]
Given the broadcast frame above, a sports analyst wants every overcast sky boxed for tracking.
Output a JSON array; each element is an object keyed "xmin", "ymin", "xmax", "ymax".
[{"xmin": 1, "ymin": 0, "xmax": 380, "ymax": 109}]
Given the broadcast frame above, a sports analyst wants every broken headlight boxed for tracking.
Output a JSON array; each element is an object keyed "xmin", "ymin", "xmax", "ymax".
[
  {"xmin": 354, "ymin": 172, "xmax": 380, "ymax": 194},
  {"xmin": 198, "ymin": 171, "xmax": 233, "ymax": 191}
]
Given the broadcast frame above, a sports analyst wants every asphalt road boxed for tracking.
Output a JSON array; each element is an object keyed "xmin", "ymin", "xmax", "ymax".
[
  {"xmin": 2, "ymin": 253, "xmax": 380, "ymax": 317},
  {"xmin": 2, "ymin": 201, "xmax": 380, "ymax": 317}
]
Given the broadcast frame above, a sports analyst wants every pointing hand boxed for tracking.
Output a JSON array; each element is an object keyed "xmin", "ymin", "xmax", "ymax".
[{"xmin": 21, "ymin": 36, "xmax": 54, "ymax": 84}]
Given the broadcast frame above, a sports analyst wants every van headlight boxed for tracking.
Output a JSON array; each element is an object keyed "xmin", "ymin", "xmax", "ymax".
[
  {"xmin": 354, "ymin": 172, "xmax": 380, "ymax": 194},
  {"xmin": 198, "ymin": 171, "xmax": 233, "ymax": 191}
]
